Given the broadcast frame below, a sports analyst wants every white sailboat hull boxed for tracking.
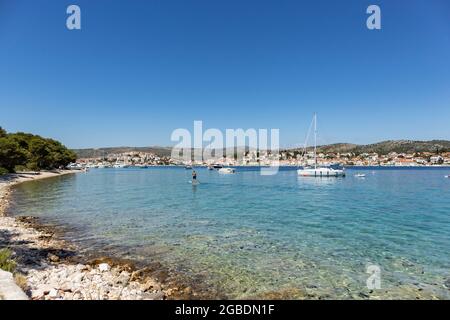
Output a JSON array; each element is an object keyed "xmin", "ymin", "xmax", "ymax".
[
  {"xmin": 297, "ymin": 113, "xmax": 345, "ymax": 177},
  {"xmin": 297, "ymin": 167, "xmax": 345, "ymax": 177}
]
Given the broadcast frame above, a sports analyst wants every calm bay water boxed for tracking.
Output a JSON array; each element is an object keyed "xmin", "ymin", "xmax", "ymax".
[{"xmin": 10, "ymin": 167, "xmax": 450, "ymax": 299}]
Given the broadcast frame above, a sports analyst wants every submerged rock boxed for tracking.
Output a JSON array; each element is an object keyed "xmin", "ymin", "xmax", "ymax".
[
  {"xmin": 141, "ymin": 278, "xmax": 162, "ymax": 292},
  {"xmin": 48, "ymin": 253, "xmax": 60, "ymax": 262},
  {"xmin": 444, "ymin": 279, "xmax": 450, "ymax": 290}
]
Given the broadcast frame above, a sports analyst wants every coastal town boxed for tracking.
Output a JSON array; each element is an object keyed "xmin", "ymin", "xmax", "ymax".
[{"xmin": 73, "ymin": 149, "xmax": 450, "ymax": 168}]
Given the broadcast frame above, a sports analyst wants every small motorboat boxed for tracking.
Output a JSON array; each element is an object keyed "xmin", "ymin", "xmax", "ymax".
[
  {"xmin": 445, "ymin": 175, "xmax": 449, "ymax": 178},
  {"xmin": 185, "ymin": 165, "xmax": 192, "ymax": 169},
  {"xmin": 298, "ymin": 167, "xmax": 345, "ymax": 177},
  {"xmin": 354, "ymin": 173, "xmax": 366, "ymax": 178},
  {"xmin": 218, "ymin": 168, "xmax": 235, "ymax": 174},
  {"xmin": 113, "ymin": 163, "xmax": 129, "ymax": 168},
  {"xmin": 66, "ymin": 163, "xmax": 84, "ymax": 170}
]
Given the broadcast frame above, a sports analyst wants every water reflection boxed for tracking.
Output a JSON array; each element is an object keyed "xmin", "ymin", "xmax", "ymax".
[{"xmin": 296, "ymin": 175, "xmax": 342, "ymax": 187}]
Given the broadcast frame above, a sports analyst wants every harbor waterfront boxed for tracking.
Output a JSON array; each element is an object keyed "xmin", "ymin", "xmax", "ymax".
[{"xmin": 7, "ymin": 166, "xmax": 450, "ymax": 299}]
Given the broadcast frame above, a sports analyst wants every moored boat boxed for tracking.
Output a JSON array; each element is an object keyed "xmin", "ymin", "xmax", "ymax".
[
  {"xmin": 297, "ymin": 167, "xmax": 345, "ymax": 177},
  {"xmin": 113, "ymin": 163, "xmax": 129, "ymax": 168},
  {"xmin": 66, "ymin": 163, "xmax": 84, "ymax": 170},
  {"xmin": 218, "ymin": 168, "xmax": 235, "ymax": 174},
  {"xmin": 297, "ymin": 113, "xmax": 345, "ymax": 178}
]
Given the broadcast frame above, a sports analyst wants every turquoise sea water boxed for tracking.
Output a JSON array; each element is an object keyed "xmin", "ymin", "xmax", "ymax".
[{"xmin": 10, "ymin": 167, "xmax": 450, "ymax": 299}]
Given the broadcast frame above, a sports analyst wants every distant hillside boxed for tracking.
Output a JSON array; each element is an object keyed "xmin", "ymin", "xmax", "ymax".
[
  {"xmin": 312, "ymin": 140, "xmax": 450, "ymax": 155},
  {"xmin": 73, "ymin": 146, "xmax": 173, "ymax": 159},
  {"xmin": 73, "ymin": 146, "xmax": 256, "ymax": 159},
  {"xmin": 314, "ymin": 143, "xmax": 358, "ymax": 154},
  {"xmin": 73, "ymin": 140, "xmax": 450, "ymax": 159}
]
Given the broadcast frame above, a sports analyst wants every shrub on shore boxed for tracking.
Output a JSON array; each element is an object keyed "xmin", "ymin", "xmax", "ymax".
[
  {"xmin": 0, "ymin": 248, "xmax": 28, "ymax": 291},
  {"xmin": 0, "ymin": 248, "xmax": 16, "ymax": 272},
  {"xmin": 13, "ymin": 273, "xmax": 28, "ymax": 291},
  {"xmin": 0, "ymin": 135, "xmax": 27, "ymax": 172},
  {"xmin": 0, "ymin": 126, "xmax": 76, "ymax": 174}
]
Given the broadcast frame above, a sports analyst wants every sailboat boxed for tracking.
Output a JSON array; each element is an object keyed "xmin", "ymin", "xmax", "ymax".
[{"xmin": 297, "ymin": 113, "xmax": 345, "ymax": 177}]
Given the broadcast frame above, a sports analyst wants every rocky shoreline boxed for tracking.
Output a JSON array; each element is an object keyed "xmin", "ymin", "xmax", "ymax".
[{"xmin": 0, "ymin": 171, "xmax": 199, "ymax": 300}]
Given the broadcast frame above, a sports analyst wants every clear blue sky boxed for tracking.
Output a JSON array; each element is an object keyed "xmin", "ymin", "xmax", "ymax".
[{"xmin": 1, "ymin": 0, "xmax": 449, "ymax": 148}]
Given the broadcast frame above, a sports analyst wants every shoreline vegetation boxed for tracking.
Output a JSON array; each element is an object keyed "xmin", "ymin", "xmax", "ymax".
[
  {"xmin": 0, "ymin": 126, "xmax": 76, "ymax": 175},
  {"xmin": 0, "ymin": 171, "xmax": 202, "ymax": 300}
]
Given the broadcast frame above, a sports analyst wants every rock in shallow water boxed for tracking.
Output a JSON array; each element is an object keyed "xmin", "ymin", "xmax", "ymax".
[
  {"xmin": 47, "ymin": 253, "xmax": 60, "ymax": 262},
  {"xmin": 444, "ymin": 279, "xmax": 450, "ymax": 289},
  {"xmin": 141, "ymin": 278, "xmax": 162, "ymax": 292}
]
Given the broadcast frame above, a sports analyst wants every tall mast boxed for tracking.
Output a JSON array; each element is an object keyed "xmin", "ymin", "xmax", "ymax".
[{"xmin": 314, "ymin": 113, "xmax": 317, "ymax": 169}]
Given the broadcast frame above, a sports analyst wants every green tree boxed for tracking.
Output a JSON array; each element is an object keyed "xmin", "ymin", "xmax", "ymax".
[
  {"xmin": 0, "ymin": 126, "xmax": 6, "ymax": 138},
  {"xmin": 28, "ymin": 137, "xmax": 51, "ymax": 169},
  {"xmin": 1, "ymin": 129, "xmax": 76, "ymax": 172},
  {"xmin": 0, "ymin": 136, "xmax": 27, "ymax": 172}
]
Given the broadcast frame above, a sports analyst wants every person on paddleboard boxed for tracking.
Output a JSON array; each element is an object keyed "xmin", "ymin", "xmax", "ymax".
[{"xmin": 192, "ymin": 170, "xmax": 197, "ymax": 181}]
